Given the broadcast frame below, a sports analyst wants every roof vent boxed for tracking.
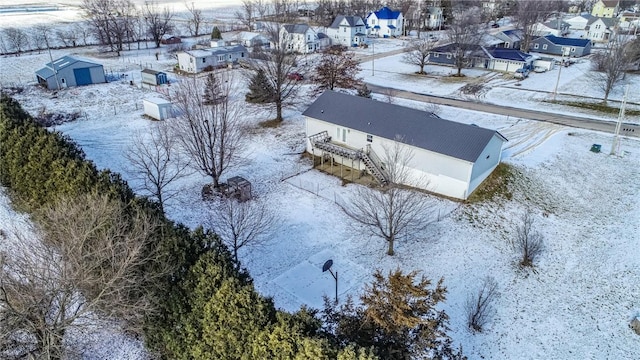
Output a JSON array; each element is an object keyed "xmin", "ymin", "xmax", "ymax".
[
  {"xmin": 321, "ymin": 110, "xmax": 324, "ymax": 113},
  {"xmin": 368, "ymin": 122, "xmax": 371, "ymax": 125}
]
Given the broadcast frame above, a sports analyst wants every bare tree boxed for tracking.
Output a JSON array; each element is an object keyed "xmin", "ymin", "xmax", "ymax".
[
  {"xmin": 235, "ymin": 0, "xmax": 256, "ymax": 31},
  {"xmin": 81, "ymin": 0, "xmax": 137, "ymax": 55},
  {"xmin": 143, "ymin": 2, "xmax": 174, "ymax": 48},
  {"xmin": 245, "ymin": 25, "xmax": 304, "ymax": 122},
  {"xmin": 0, "ymin": 194, "xmax": 163, "ymax": 359},
  {"xmin": 465, "ymin": 276, "xmax": 499, "ymax": 332},
  {"xmin": 312, "ymin": 46, "xmax": 362, "ymax": 93},
  {"xmin": 29, "ymin": 25, "xmax": 51, "ymax": 53},
  {"xmin": 512, "ymin": 0, "xmax": 559, "ymax": 52},
  {"xmin": 340, "ymin": 138, "xmax": 435, "ymax": 256},
  {"xmin": 2, "ymin": 27, "xmax": 30, "ymax": 55},
  {"xmin": 208, "ymin": 199, "xmax": 276, "ymax": 268},
  {"xmin": 445, "ymin": 7, "xmax": 484, "ymax": 76},
  {"xmin": 403, "ymin": 37, "xmax": 435, "ymax": 74},
  {"xmin": 185, "ymin": 2, "xmax": 204, "ymax": 36},
  {"xmin": 73, "ymin": 22, "xmax": 93, "ymax": 46},
  {"xmin": 591, "ymin": 36, "xmax": 640, "ymax": 103},
  {"xmin": 56, "ymin": 29, "xmax": 78, "ymax": 48},
  {"xmin": 511, "ymin": 210, "xmax": 545, "ymax": 267},
  {"xmin": 125, "ymin": 123, "xmax": 191, "ymax": 214},
  {"xmin": 171, "ymin": 71, "xmax": 245, "ymax": 189}
]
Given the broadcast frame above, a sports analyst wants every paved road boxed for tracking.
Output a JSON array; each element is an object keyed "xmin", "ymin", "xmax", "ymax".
[{"xmin": 366, "ymin": 83, "xmax": 640, "ymax": 138}]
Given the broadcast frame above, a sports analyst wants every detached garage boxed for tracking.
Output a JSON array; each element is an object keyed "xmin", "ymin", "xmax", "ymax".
[
  {"xmin": 143, "ymin": 98, "xmax": 174, "ymax": 120},
  {"xmin": 36, "ymin": 55, "xmax": 106, "ymax": 90}
]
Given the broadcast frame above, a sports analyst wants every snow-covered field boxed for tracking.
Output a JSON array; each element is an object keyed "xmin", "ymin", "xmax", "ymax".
[{"xmin": 1, "ymin": 3, "xmax": 640, "ymax": 359}]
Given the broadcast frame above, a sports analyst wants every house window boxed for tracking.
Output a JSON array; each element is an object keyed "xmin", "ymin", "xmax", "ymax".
[
  {"xmin": 218, "ymin": 55, "xmax": 224, "ymax": 61},
  {"xmin": 505, "ymin": 42, "xmax": 510, "ymax": 48},
  {"xmin": 190, "ymin": 57, "xmax": 194, "ymax": 63},
  {"xmin": 228, "ymin": 54, "xmax": 232, "ymax": 59},
  {"xmin": 367, "ymin": 134, "xmax": 373, "ymax": 143},
  {"xmin": 434, "ymin": 53, "xmax": 439, "ymax": 57},
  {"xmin": 571, "ymin": 47, "xmax": 576, "ymax": 52},
  {"xmin": 446, "ymin": 54, "xmax": 452, "ymax": 59},
  {"xmin": 202, "ymin": 58, "xmax": 206, "ymax": 63},
  {"xmin": 534, "ymin": 43, "xmax": 539, "ymax": 49},
  {"xmin": 542, "ymin": 44, "xmax": 548, "ymax": 50},
  {"xmin": 343, "ymin": 27, "xmax": 346, "ymax": 32}
]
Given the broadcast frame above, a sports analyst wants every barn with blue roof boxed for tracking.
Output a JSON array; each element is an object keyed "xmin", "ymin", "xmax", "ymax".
[
  {"xmin": 530, "ymin": 35, "xmax": 591, "ymax": 57},
  {"xmin": 35, "ymin": 55, "xmax": 106, "ymax": 90},
  {"xmin": 366, "ymin": 6, "xmax": 404, "ymax": 37}
]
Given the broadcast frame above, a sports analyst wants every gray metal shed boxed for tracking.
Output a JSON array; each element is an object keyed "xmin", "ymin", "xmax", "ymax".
[
  {"xmin": 141, "ymin": 69, "xmax": 168, "ymax": 86},
  {"xmin": 35, "ymin": 55, "xmax": 106, "ymax": 90}
]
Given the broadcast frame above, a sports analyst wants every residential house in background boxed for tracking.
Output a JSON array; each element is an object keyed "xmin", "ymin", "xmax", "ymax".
[
  {"xmin": 591, "ymin": 0, "xmax": 620, "ymax": 18},
  {"xmin": 424, "ymin": 6, "xmax": 444, "ymax": 29},
  {"xmin": 326, "ymin": 15, "xmax": 367, "ymax": 47},
  {"xmin": 35, "ymin": 55, "xmax": 106, "ymax": 90},
  {"xmin": 177, "ymin": 45, "xmax": 248, "ymax": 73},
  {"xmin": 428, "ymin": 43, "xmax": 534, "ymax": 73},
  {"xmin": 566, "ymin": 13, "xmax": 595, "ymax": 29},
  {"xmin": 280, "ymin": 24, "xmax": 319, "ymax": 53},
  {"xmin": 530, "ymin": 35, "xmax": 592, "ymax": 57},
  {"xmin": 532, "ymin": 19, "xmax": 571, "ymax": 36},
  {"xmin": 366, "ymin": 6, "xmax": 404, "ymax": 37},
  {"xmin": 304, "ymin": 91, "xmax": 507, "ymax": 200},
  {"xmin": 586, "ymin": 17, "xmax": 618, "ymax": 42},
  {"xmin": 618, "ymin": 11, "xmax": 640, "ymax": 31},
  {"xmin": 490, "ymin": 28, "xmax": 525, "ymax": 49},
  {"xmin": 227, "ymin": 31, "xmax": 270, "ymax": 50}
]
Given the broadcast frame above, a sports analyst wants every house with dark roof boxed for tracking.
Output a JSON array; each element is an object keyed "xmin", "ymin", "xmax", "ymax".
[
  {"xmin": 530, "ymin": 35, "xmax": 592, "ymax": 57},
  {"xmin": 280, "ymin": 23, "xmax": 319, "ymax": 53},
  {"xmin": 428, "ymin": 43, "xmax": 533, "ymax": 73},
  {"xmin": 326, "ymin": 15, "xmax": 367, "ymax": 47},
  {"xmin": 491, "ymin": 28, "xmax": 525, "ymax": 49},
  {"xmin": 532, "ymin": 19, "xmax": 570, "ymax": 36},
  {"xmin": 303, "ymin": 91, "xmax": 507, "ymax": 200},
  {"xmin": 591, "ymin": 0, "xmax": 620, "ymax": 18},
  {"xmin": 366, "ymin": 6, "xmax": 404, "ymax": 37},
  {"xmin": 35, "ymin": 55, "xmax": 106, "ymax": 90},
  {"xmin": 586, "ymin": 17, "xmax": 618, "ymax": 42}
]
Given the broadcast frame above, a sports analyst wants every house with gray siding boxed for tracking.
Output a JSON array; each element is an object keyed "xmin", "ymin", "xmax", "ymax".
[
  {"xmin": 303, "ymin": 91, "xmax": 507, "ymax": 200},
  {"xmin": 530, "ymin": 35, "xmax": 591, "ymax": 57},
  {"xmin": 177, "ymin": 45, "xmax": 248, "ymax": 73},
  {"xmin": 428, "ymin": 43, "xmax": 533, "ymax": 73},
  {"xmin": 35, "ymin": 55, "xmax": 106, "ymax": 90}
]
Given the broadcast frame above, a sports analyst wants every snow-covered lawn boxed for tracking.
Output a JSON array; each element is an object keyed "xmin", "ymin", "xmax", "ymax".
[{"xmin": 1, "ymin": 14, "xmax": 640, "ymax": 360}]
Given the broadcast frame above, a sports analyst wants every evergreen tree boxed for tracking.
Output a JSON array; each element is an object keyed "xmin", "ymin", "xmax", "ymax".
[
  {"xmin": 322, "ymin": 268, "xmax": 465, "ymax": 360},
  {"xmin": 211, "ymin": 26, "xmax": 222, "ymax": 40},
  {"xmin": 245, "ymin": 69, "xmax": 275, "ymax": 103},
  {"xmin": 203, "ymin": 72, "xmax": 223, "ymax": 105}
]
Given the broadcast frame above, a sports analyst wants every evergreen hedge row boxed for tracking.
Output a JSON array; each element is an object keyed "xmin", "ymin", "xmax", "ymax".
[{"xmin": 0, "ymin": 95, "xmax": 372, "ymax": 359}]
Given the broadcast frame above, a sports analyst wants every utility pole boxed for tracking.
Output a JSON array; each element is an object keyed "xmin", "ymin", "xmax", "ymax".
[
  {"xmin": 610, "ymin": 84, "xmax": 629, "ymax": 156},
  {"xmin": 371, "ymin": 39, "xmax": 375, "ymax": 76},
  {"xmin": 553, "ymin": 47, "xmax": 569, "ymax": 100},
  {"xmin": 44, "ymin": 28, "xmax": 61, "ymax": 90}
]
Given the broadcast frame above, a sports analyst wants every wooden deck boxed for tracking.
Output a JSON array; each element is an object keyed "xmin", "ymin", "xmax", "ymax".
[{"xmin": 312, "ymin": 155, "xmax": 379, "ymax": 187}]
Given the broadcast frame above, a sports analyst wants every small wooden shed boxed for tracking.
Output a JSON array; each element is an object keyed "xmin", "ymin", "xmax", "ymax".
[
  {"xmin": 143, "ymin": 98, "xmax": 173, "ymax": 120},
  {"xmin": 141, "ymin": 69, "xmax": 168, "ymax": 86}
]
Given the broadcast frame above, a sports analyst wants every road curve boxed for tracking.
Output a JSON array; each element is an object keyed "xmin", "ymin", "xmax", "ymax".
[{"xmin": 365, "ymin": 83, "xmax": 640, "ymax": 138}]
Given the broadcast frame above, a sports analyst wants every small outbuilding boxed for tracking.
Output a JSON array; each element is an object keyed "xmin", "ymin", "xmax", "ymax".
[
  {"xmin": 141, "ymin": 69, "xmax": 168, "ymax": 86},
  {"xmin": 143, "ymin": 97, "xmax": 174, "ymax": 120},
  {"xmin": 35, "ymin": 55, "xmax": 106, "ymax": 90}
]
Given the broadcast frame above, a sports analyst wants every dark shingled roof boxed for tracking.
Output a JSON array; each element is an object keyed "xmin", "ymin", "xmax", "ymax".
[
  {"xmin": 541, "ymin": 35, "xmax": 590, "ymax": 47},
  {"xmin": 282, "ymin": 24, "xmax": 310, "ymax": 34},
  {"xmin": 303, "ymin": 91, "xmax": 506, "ymax": 162},
  {"xmin": 329, "ymin": 15, "xmax": 364, "ymax": 28}
]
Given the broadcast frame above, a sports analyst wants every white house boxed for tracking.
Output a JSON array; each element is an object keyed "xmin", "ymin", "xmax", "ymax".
[
  {"xmin": 177, "ymin": 45, "xmax": 248, "ymax": 73},
  {"xmin": 143, "ymin": 98, "xmax": 174, "ymax": 121},
  {"xmin": 303, "ymin": 91, "xmax": 507, "ymax": 200},
  {"xmin": 280, "ymin": 24, "xmax": 319, "ymax": 53},
  {"xmin": 366, "ymin": 6, "xmax": 404, "ymax": 37},
  {"xmin": 586, "ymin": 17, "xmax": 618, "ymax": 42},
  {"xmin": 566, "ymin": 13, "xmax": 595, "ymax": 29},
  {"xmin": 227, "ymin": 31, "xmax": 270, "ymax": 50},
  {"xmin": 425, "ymin": 6, "xmax": 444, "ymax": 29},
  {"xmin": 326, "ymin": 15, "xmax": 367, "ymax": 47},
  {"xmin": 531, "ymin": 19, "xmax": 570, "ymax": 36}
]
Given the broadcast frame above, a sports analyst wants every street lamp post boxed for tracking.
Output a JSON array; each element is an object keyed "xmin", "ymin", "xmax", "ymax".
[{"xmin": 322, "ymin": 259, "xmax": 338, "ymax": 304}]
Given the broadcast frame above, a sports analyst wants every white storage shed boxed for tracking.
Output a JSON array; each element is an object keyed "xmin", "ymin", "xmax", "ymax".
[{"xmin": 143, "ymin": 98, "xmax": 174, "ymax": 120}]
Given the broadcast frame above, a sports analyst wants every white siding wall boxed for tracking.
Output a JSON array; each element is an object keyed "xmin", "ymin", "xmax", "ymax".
[
  {"xmin": 306, "ymin": 117, "xmax": 474, "ymax": 199},
  {"xmin": 467, "ymin": 134, "xmax": 504, "ymax": 195}
]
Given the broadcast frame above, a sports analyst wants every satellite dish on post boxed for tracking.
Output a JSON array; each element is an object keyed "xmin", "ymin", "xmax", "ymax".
[{"xmin": 322, "ymin": 259, "xmax": 333, "ymax": 272}]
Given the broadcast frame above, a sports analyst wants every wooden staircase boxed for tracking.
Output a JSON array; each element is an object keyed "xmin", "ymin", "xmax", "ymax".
[{"xmin": 308, "ymin": 132, "xmax": 389, "ymax": 186}]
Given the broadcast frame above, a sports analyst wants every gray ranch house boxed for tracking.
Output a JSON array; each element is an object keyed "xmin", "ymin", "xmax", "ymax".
[
  {"xmin": 303, "ymin": 91, "xmax": 507, "ymax": 200},
  {"xmin": 177, "ymin": 45, "xmax": 248, "ymax": 73},
  {"xmin": 35, "ymin": 55, "xmax": 106, "ymax": 90},
  {"xmin": 326, "ymin": 15, "xmax": 367, "ymax": 47},
  {"xmin": 428, "ymin": 43, "xmax": 534, "ymax": 73},
  {"xmin": 530, "ymin": 35, "xmax": 592, "ymax": 57}
]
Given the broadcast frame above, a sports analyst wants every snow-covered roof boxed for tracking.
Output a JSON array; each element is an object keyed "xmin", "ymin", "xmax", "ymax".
[{"xmin": 35, "ymin": 55, "xmax": 102, "ymax": 79}]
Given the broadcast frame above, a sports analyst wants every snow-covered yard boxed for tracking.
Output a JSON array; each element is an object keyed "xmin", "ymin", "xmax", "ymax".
[{"xmin": 1, "ymin": 4, "xmax": 640, "ymax": 359}]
